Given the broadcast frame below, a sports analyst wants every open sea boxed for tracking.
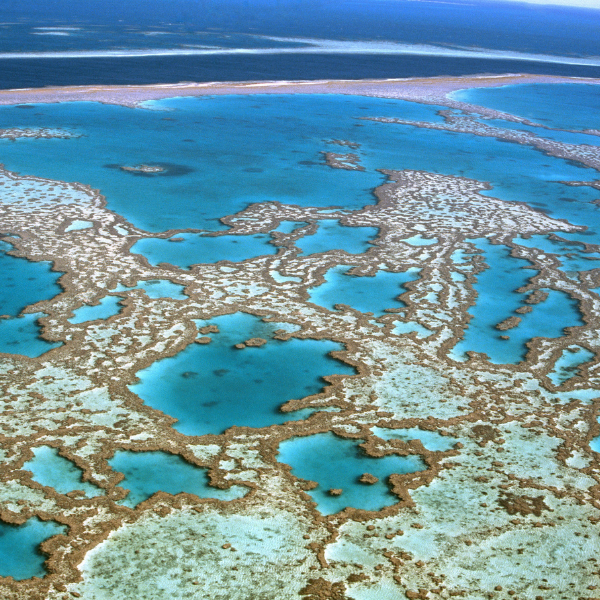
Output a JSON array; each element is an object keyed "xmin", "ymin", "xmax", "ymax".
[{"xmin": 0, "ymin": 0, "xmax": 598, "ymax": 88}]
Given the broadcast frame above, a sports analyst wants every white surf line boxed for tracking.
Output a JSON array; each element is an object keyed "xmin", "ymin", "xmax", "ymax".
[{"xmin": 0, "ymin": 37, "xmax": 598, "ymax": 67}]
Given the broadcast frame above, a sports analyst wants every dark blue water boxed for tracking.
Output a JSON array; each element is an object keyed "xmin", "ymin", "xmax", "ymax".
[
  {"xmin": 0, "ymin": 1, "xmax": 598, "ymax": 88},
  {"xmin": 0, "ymin": 55, "xmax": 599, "ymax": 90}
]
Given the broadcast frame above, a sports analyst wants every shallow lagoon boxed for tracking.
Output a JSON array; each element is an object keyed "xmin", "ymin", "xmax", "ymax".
[
  {"xmin": 0, "ymin": 240, "xmax": 62, "ymax": 316},
  {"xmin": 513, "ymin": 235, "xmax": 600, "ymax": 276},
  {"xmin": 22, "ymin": 446, "xmax": 103, "ymax": 498},
  {"xmin": 295, "ymin": 220, "xmax": 378, "ymax": 256},
  {"xmin": 0, "ymin": 96, "xmax": 447, "ymax": 232},
  {"xmin": 130, "ymin": 313, "xmax": 355, "ymax": 436},
  {"xmin": 453, "ymin": 83, "xmax": 600, "ymax": 132},
  {"xmin": 371, "ymin": 427, "xmax": 457, "ymax": 451},
  {"xmin": 1, "ymin": 92, "xmax": 599, "ymax": 239},
  {"xmin": 308, "ymin": 265, "xmax": 419, "ymax": 316},
  {"xmin": 69, "ymin": 295, "xmax": 123, "ymax": 324},
  {"xmin": 278, "ymin": 432, "xmax": 426, "ymax": 514},
  {"xmin": 0, "ymin": 313, "xmax": 62, "ymax": 357},
  {"xmin": 132, "ymin": 232, "xmax": 279, "ymax": 268},
  {"xmin": 108, "ymin": 451, "xmax": 247, "ymax": 508},
  {"xmin": 548, "ymin": 346, "xmax": 595, "ymax": 386},
  {"xmin": 451, "ymin": 238, "xmax": 583, "ymax": 364},
  {"xmin": 0, "ymin": 518, "xmax": 66, "ymax": 580},
  {"xmin": 0, "ymin": 240, "xmax": 63, "ymax": 355}
]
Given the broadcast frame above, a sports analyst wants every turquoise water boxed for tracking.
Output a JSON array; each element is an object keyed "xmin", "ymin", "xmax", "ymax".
[
  {"xmin": 112, "ymin": 279, "xmax": 187, "ymax": 299},
  {"xmin": 0, "ymin": 240, "xmax": 62, "ymax": 316},
  {"xmin": 308, "ymin": 265, "xmax": 419, "ymax": 316},
  {"xmin": 68, "ymin": 295, "xmax": 123, "ymax": 324},
  {"xmin": 451, "ymin": 238, "xmax": 583, "ymax": 364},
  {"xmin": 0, "ymin": 313, "xmax": 62, "ymax": 357},
  {"xmin": 453, "ymin": 84, "xmax": 600, "ymax": 132},
  {"xmin": 65, "ymin": 220, "xmax": 93, "ymax": 232},
  {"xmin": 403, "ymin": 234, "xmax": 438, "ymax": 246},
  {"xmin": 0, "ymin": 517, "xmax": 66, "ymax": 580},
  {"xmin": 481, "ymin": 118, "xmax": 600, "ymax": 147},
  {"xmin": 548, "ymin": 346, "xmax": 595, "ymax": 386},
  {"xmin": 1, "ymin": 93, "xmax": 598, "ymax": 241},
  {"xmin": 296, "ymin": 220, "xmax": 378, "ymax": 256},
  {"xmin": 0, "ymin": 96, "xmax": 446, "ymax": 232},
  {"xmin": 0, "ymin": 240, "xmax": 64, "ymax": 355},
  {"xmin": 513, "ymin": 235, "xmax": 600, "ymax": 275},
  {"xmin": 22, "ymin": 446, "xmax": 103, "ymax": 498},
  {"xmin": 108, "ymin": 450, "xmax": 247, "ymax": 508},
  {"xmin": 273, "ymin": 221, "xmax": 309, "ymax": 234},
  {"xmin": 132, "ymin": 232, "xmax": 279, "ymax": 268},
  {"xmin": 129, "ymin": 312, "xmax": 355, "ymax": 436},
  {"xmin": 133, "ymin": 220, "xmax": 380, "ymax": 268},
  {"xmin": 371, "ymin": 427, "xmax": 458, "ymax": 451},
  {"xmin": 591, "ymin": 420, "xmax": 600, "ymax": 454},
  {"xmin": 277, "ymin": 432, "xmax": 426, "ymax": 515}
]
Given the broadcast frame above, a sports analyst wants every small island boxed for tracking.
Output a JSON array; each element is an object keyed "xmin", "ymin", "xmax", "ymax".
[{"xmin": 119, "ymin": 164, "xmax": 166, "ymax": 174}]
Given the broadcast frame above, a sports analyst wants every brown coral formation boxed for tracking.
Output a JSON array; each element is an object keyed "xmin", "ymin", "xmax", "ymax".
[{"xmin": 0, "ymin": 76, "xmax": 598, "ymax": 599}]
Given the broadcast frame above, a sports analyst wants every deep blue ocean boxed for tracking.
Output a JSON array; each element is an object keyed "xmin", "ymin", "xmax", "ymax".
[{"xmin": 0, "ymin": 0, "xmax": 598, "ymax": 88}]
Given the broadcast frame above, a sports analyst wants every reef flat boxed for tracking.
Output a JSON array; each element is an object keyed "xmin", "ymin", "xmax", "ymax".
[{"xmin": 0, "ymin": 76, "xmax": 599, "ymax": 599}]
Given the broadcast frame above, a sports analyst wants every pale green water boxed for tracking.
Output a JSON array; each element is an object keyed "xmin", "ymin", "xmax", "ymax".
[{"xmin": 22, "ymin": 446, "xmax": 104, "ymax": 498}]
